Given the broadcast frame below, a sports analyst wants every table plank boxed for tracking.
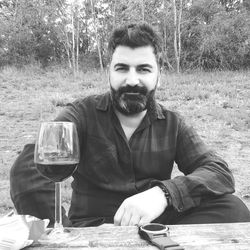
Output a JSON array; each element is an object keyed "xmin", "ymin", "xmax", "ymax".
[
  {"xmin": 27, "ymin": 223, "xmax": 250, "ymax": 249},
  {"xmin": 169, "ymin": 223, "xmax": 250, "ymax": 250}
]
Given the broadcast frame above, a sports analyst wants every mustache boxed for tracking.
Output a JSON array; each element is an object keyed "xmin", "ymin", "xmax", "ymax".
[{"xmin": 118, "ymin": 85, "xmax": 148, "ymax": 96}]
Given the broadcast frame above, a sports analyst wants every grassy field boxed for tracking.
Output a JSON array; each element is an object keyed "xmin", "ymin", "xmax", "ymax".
[{"xmin": 0, "ymin": 65, "xmax": 250, "ymax": 216}]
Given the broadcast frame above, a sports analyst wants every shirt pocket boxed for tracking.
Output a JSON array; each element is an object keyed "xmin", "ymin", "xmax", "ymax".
[
  {"xmin": 134, "ymin": 146, "xmax": 175, "ymax": 180},
  {"xmin": 81, "ymin": 135, "xmax": 119, "ymax": 184}
]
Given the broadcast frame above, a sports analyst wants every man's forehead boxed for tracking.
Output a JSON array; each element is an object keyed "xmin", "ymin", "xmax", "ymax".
[{"xmin": 111, "ymin": 45, "xmax": 157, "ymax": 65}]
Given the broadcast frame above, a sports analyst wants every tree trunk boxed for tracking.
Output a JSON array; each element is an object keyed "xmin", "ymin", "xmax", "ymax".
[
  {"xmin": 14, "ymin": 0, "xmax": 19, "ymax": 22},
  {"xmin": 172, "ymin": 0, "xmax": 182, "ymax": 73},
  {"xmin": 61, "ymin": 27, "xmax": 72, "ymax": 69},
  {"xmin": 85, "ymin": 0, "xmax": 89, "ymax": 53},
  {"xmin": 162, "ymin": 0, "xmax": 174, "ymax": 71},
  {"xmin": 90, "ymin": 0, "xmax": 104, "ymax": 71},
  {"xmin": 76, "ymin": 8, "xmax": 79, "ymax": 73},
  {"xmin": 55, "ymin": 0, "xmax": 72, "ymax": 69},
  {"xmin": 177, "ymin": 0, "xmax": 183, "ymax": 72},
  {"xmin": 71, "ymin": 5, "xmax": 76, "ymax": 77},
  {"xmin": 64, "ymin": 39, "xmax": 72, "ymax": 69},
  {"xmin": 141, "ymin": 0, "xmax": 145, "ymax": 21},
  {"xmin": 172, "ymin": 0, "xmax": 178, "ymax": 72},
  {"xmin": 113, "ymin": 0, "xmax": 117, "ymax": 28}
]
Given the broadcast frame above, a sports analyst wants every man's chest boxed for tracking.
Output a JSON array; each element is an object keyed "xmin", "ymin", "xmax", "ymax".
[
  {"xmin": 120, "ymin": 123, "xmax": 136, "ymax": 141},
  {"xmin": 79, "ymin": 120, "xmax": 177, "ymax": 186}
]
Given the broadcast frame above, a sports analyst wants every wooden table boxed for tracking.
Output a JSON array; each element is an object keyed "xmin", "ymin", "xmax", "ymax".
[{"xmin": 28, "ymin": 223, "xmax": 250, "ymax": 250}]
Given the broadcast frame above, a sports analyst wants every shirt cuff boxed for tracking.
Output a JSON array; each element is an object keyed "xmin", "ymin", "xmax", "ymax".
[{"xmin": 149, "ymin": 179, "xmax": 191, "ymax": 212}]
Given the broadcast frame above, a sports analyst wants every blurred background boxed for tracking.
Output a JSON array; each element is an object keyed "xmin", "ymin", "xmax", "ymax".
[{"xmin": 0, "ymin": 0, "xmax": 249, "ymax": 73}]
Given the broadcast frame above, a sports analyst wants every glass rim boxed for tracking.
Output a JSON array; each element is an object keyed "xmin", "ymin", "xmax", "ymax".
[{"xmin": 39, "ymin": 121, "xmax": 75, "ymax": 125}]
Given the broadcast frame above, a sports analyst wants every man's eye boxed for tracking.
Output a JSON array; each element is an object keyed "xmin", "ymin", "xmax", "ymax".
[
  {"xmin": 115, "ymin": 67, "xmax": 127, "ymax": 72},
  {"xmin": 138, "ymin": 68, "xmax": 151, "ymax": 73}
]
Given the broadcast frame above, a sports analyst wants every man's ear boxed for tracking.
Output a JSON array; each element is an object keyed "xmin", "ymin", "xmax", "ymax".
[
  {"xmin": 105, "ymin": 64, "xmax": 110, "ymax": 75},
  {"xmin": 156, "ymin": 70, "xmax": 161, "ymax": 88},
  {"xmin": 106, "ymin": 64, "xmax": 110, "ymax": 76},
  {"xmin": 106, "ymin": 65, "xmax": 111, "ymax": 85}
]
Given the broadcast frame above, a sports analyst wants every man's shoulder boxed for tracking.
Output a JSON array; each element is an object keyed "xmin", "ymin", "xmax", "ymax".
[
  {"xmin": 71, "ymin": 92, "xmax": 109, "ymax": 109},
  {"xmin": 156, "ymin": 102, "xmax": 183, "ymax": 122},
  {"xmin": 73, "ymin": 92, "xmax": 107, "ymax": 103}
]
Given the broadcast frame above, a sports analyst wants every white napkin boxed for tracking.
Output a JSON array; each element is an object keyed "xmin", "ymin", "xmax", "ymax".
[{"xmin": 0, "ymin": 214, "xmax": 49, "ymax": 250}]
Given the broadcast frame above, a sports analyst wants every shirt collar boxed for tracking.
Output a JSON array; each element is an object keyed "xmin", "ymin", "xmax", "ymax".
[
  {"xmin": 96, "ymin": 92, "xmax": 110, "ymax": 111},
  {"xmin": 96, "ymin": 91, "xmax": 165, "ymax": 120},
  {"xmin": 154, "ymin": 102, "xmax": 165, "ymax": 120}
]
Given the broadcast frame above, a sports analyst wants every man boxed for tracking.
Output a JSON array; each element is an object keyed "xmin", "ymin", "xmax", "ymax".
[{"xmin": 10, "ymin": 23, "xmax": 250, "ymax": 227}]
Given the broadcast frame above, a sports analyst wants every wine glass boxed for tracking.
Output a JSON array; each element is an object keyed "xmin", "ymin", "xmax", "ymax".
[{"xmin": 34, "ymin": 121, "xmax": 80, "ymax": 243}]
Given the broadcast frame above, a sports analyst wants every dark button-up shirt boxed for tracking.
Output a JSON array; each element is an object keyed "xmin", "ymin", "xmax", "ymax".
[
  {"xmin": 10, "ymin": 92, "xmax": 235, "ymax": 227},
  {"xmin": 55, "ymin": 92, "xmax": 235, "ymax": 224}
]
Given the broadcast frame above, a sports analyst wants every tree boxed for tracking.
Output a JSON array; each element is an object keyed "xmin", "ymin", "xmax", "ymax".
[
  {"xmin": 161, "ymin": 0, "xmax": 174, "ymax": 70},
  {"xmin": 90, "ymin": 0, "xmax": 104, "ymax": 71},
  {"xmin": 0, "ymin": 0, "xmax": 249, "ymax": 71},
  {"xmin": 141, "ymin": 0, "xmax": 145, "ymax": 21},
  {"xmin": 172, "ymin": 0, "xmax": 183, "ymax": 73},
  {"xmin": 180, "ymin": 0, "xmax": 250, "ymax": 70}
]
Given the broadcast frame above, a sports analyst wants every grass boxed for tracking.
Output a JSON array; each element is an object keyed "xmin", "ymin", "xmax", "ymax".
[{"xmin": 0, "ymin": 65, "xmax": 250, "ymax": 215}]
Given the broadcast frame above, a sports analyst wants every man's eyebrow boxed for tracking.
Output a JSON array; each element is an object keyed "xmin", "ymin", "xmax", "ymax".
[
  {"xmin": 137, "ymin": 64, "xmax": 153, "ymax": 68},
  {"xmin": 114, "ymin": 63, "xmax": 153, "ymax": 68},
  {"xmin": 114, "ymin": 63, "xmax": 128, "ymax": 67}
]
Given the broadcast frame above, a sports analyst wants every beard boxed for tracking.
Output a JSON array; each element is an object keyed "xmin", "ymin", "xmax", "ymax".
[{"xmin": 110, "ymin": 84, "xmax": 156, "ymax": 116}]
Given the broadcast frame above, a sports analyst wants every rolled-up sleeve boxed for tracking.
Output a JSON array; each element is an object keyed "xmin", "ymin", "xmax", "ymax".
[{"xmin": 162, "ymin": 117, "xmax": 235, "ymax": 212}]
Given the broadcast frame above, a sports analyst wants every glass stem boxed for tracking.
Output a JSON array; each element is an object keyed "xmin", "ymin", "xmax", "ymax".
[{"xmin": 54, "ymin": 182, "xmax": 63, "ymax": 230}]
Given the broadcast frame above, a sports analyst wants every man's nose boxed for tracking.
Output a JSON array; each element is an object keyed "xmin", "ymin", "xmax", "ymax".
[{"xmin": 125, "ymin": 69, "xmax": 140, "ymax": 86}]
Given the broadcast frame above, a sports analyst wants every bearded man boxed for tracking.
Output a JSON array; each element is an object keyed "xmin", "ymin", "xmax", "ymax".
[{"xmin": 10, "ymin": 23, "xmax": 250, "ymax": 227}]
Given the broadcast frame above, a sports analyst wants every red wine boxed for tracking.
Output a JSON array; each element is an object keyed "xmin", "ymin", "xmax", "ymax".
[{"xmin": 36, "ymin": 161, "xmax": 78, "ymax": 182}]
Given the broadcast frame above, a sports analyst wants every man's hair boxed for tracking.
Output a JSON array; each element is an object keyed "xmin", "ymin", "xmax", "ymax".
[{"xmin": 108, "ymin": 22, "xmax": 162, "ymax": 64}]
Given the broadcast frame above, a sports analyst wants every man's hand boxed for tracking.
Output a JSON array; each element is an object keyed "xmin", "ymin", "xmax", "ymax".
[{"xmin": 114, "ymin": 186, "xmax": 168, "ymax": 226}]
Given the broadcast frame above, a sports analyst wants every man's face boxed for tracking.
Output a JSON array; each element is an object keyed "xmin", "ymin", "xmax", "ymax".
[{"xmin": 109, "ymin": 45, "xmax": 160, "ymax": 115}]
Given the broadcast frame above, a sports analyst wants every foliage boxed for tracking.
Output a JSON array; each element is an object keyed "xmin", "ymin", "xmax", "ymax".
[
  {"xmin": 181, "ymin": 1, "xmax": 250, "ymax": 70},
  {"xmin": 0, "ymin": 0, "xmax": 249, "ymax": 71}
]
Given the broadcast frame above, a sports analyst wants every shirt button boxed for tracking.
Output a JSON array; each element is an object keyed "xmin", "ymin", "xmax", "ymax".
[{"xmin": 178, "ymin": 206, "xmax": 184, "ymax": 212}]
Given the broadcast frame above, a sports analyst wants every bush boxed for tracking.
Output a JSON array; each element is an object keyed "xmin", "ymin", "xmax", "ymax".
[{"xmin": 180, "ymin": 2, "xmax": 250, "ymax": 71}]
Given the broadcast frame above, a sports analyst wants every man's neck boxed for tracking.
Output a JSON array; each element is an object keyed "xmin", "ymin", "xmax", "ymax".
[{"xmin": 115, "ymin": 109, "xmax": 147, "ymax": 141}]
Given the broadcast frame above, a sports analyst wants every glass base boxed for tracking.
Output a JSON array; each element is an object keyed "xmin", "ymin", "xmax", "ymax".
[{"xmin": 39, "ymin": 228, "xmax": 80, "ymax": 244}]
